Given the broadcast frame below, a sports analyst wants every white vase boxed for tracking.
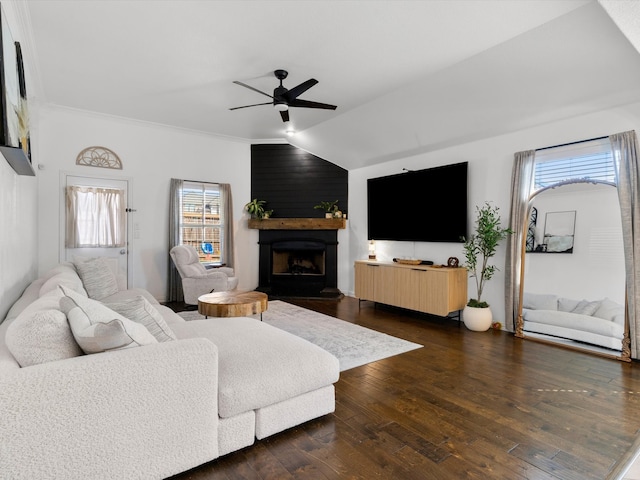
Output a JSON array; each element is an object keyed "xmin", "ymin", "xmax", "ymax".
[{"xmin": 463, "ymin": 305, "xmax": 493, "ymax": 331}]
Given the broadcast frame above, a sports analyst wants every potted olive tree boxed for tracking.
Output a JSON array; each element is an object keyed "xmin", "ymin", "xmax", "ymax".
[{"xmin": 462, "ymin": 202, "xmax": 512, "ymax": 331}]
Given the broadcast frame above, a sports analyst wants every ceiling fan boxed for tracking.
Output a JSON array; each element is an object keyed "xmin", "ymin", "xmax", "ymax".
[{"xmin": 230, "ymin": 69, "xmax": 337, "ymax": 122}]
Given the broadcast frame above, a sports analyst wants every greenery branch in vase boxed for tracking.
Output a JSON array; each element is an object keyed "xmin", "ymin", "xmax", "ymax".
[
  {"xmin": 462, "ymin": 202, "xmax": 512, "ymax": 331},
  {"xmin": 244, "ymin": 199, "xmax": 273, "ymax": 219}
]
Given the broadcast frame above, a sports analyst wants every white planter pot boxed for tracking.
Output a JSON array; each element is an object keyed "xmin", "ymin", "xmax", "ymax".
[{"xmin": 463, "ymin": 305, "xmax": 493, "ymax": 332}]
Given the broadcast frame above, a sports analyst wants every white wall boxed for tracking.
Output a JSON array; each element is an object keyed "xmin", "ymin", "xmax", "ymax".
[
  {"xmin": 524, "ymin": 184, "xmax": 624, "ymax": 304},
  {"xmin": 36, "ymin": 106, "xmax": 256, "ymax": 301},
  {"xmin": 0, "ymin": 154, "xmax": 38, "ymax": 319},
  {"xmin": 0, "ymin": 2, "xmax": 38, "ymax": 319},
  {"xmin": 347, "ymin": 100, "xmax": 640, "ymax": 327}
]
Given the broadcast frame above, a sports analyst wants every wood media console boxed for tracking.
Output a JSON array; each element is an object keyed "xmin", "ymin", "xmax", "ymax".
[{"xmin": 354, "ymin": 260, "xmax": 467, "ymax": 317}]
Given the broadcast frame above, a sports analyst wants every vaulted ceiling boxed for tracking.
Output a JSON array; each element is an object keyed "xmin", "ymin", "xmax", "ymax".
[{"xmin": 18, "ymin": 0, "xmax": 640, "ymax": 169}]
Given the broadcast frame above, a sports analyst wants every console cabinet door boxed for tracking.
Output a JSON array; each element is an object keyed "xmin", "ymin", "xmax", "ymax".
[
  {"xmin": 354, "ymin": 262, "xmax": 377, "ymax": 301},
  {"xmin": 395, "ymin": 268, "xmax": 425, "ymax": 311},
  {"xmin": 375, "ymin": 265, "xmax": 398, "ymax": 306}
]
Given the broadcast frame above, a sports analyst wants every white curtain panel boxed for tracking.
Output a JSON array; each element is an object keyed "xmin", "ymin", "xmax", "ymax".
[
  {"xmin": 504, "ymin": 150, "xmax": 536, "ymax": 333},
  {"xmin": 65, "ymin": 186, "xmax": 125, "ymax": 248},
  {"xmin": 611, "ymin": 130, "xmax": 640, "ymax": 359}
]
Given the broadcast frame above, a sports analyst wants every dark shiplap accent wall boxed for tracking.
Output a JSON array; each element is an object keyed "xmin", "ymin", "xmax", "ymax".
[{"xmin": 250, "ymin": 144, "xmax": 348, "ymax": 218}]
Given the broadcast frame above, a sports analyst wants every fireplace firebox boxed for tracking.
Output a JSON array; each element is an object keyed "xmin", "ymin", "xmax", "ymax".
[{"xmin": 257, "ymin": 230, "xmax": 341, "ymax": 298}]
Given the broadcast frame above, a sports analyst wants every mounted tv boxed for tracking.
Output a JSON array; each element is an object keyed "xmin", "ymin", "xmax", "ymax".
[{"xmin": 367, "ymin": 162, "xmax": 467, "ymax": 242}]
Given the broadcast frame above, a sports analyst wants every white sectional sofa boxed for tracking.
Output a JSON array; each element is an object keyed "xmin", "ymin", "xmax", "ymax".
[
  {"xmin": 522, "ymin": 292, "xmax": 625, "ymax": 350},
  {"xmin": 0, "ymin": 259, "xmax": 339, "ymax": 479}
]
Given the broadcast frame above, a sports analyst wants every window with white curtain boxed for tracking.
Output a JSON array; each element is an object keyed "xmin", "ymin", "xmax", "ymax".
[
  {"xmin": 65, "ymin": 186, "xmax": 125, "ymax": 248},
  {"xmin": 179, "ymin": 181, "xmax": 225, "ymax": 264}
]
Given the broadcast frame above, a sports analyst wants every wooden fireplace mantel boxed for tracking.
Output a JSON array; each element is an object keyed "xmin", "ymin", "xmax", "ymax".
[{"xmin": 247, "ymin": 218, "xmax": 347, "ymax": 230}]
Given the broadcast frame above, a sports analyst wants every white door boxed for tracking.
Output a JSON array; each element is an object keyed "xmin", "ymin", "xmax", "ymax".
[{"xmin": 62, "ymin": 174, "xmax": 132, "ymax": 287}]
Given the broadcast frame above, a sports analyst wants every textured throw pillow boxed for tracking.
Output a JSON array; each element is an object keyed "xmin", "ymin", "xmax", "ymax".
[
  {"xmin": 59, "ymin": 285, "xmax": 157, "ymax": 354},
  {"xmin": 73, "ymin": 257, "xmax": 119, "ymax": 300},
  {"xmin": 105, "ymin": 296, "xmax": 176, "ymax": 342},
  {"xmin": 558, "ymin": 297, "xmax": 581, "ymax": 313},
  {"xmin": 571, "ymin": 300, "xmax": 601, "ymax": 316},
  {"xmin": 5, "ymin": 309, "xmax": 83, "ymax": 367},
  {"xmin": 593, "ymin": 297, "xmax": 624, "ymax": 321}
]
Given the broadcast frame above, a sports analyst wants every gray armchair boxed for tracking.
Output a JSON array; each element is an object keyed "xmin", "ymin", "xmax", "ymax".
[{"xmin": 170, "ymin": 245, "xmax": 239, "ymax": 304}]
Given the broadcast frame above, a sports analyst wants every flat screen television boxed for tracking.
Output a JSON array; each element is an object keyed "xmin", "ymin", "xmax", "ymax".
[{"xmin": 367, "ymin": 162, "xmax": 468, "ymax": 242}]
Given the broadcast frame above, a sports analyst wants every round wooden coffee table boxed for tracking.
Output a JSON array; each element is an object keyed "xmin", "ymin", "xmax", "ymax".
[{"xmin": 198, "ymin": 291, "xmax": 268, "ymax": 320}]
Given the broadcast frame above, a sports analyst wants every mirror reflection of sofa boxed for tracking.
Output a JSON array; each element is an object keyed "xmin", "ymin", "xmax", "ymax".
[{"xmin": 522, "ymin": 292, "xmax": 625, "ymax": 350}]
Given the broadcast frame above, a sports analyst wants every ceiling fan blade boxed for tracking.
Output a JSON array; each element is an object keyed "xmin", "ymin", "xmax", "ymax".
[
  {"xmin": 288, "ymin": 99, "xmax": 337, "ymax": 110},
  {"xmin": 283, "ymin": 79, "xmax": 318, "ymax": 101},
  {"xmin": 280, "ymin": 110, "xmax": 290, "ymax": 122},
  {"xmin": 229, "ymin": 102, "xmax": 272, "ymax": 111},
  {"xmin": 233, "ymin": 80, "xmax": 273, "ymax": 99}
]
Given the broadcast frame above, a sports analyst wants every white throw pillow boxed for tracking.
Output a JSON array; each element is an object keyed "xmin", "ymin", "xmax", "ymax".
[
  {"xmin": 5, "ymin": 309, "xmax": 83, "ymax": 367},
  {"xmin": 73, "ymin": 257, "xmax": 119, "ymax": 300},
  {"xmin": 104, "ymin": 296, "xmax": 176, "ymax": 342},
  {"xmin": 593, "ymin": 297, "xmax": 624, "ymax": 321},
  {"xmin": 571, "ymin": 300, "xmax": 601, "ymax": 316},
  {"xmin": 59, "ymin": 285, "xmax": 157, "ymax": 354},
  {"xmin": 558, "ymin": 297, "xmax": 581, "ymax": 313}
]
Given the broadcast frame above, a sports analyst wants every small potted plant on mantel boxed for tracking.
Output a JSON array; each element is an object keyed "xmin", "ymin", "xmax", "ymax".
[
  {"xmin": 462, "ymin": 202, "xmax": 512, "ymax": 331},
  {"xmin": 314, "ymin": 200, "xmax": 341, "ymax": 218},
  {"xmin": 244, "ymin": 199, "xmax": 273, "ymax": 219}
]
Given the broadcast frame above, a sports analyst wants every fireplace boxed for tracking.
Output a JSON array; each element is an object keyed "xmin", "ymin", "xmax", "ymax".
[{"xmin": 256, "ymin": 228, "xmax": 341, "ymax": 298}]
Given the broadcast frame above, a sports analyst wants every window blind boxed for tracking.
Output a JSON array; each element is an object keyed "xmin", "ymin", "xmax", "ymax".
[{"xmin": 534, "ymin": 138, "xmax": 614, "ymax": 190}]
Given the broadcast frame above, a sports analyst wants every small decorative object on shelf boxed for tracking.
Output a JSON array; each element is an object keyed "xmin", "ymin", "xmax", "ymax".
[
  {"xmin": 447, "ymin": 257, "xmax": 459, "ymax": 268},
  {"xmin": 368, "ymin": 240, "xmax": 376, "ymax": 260}
]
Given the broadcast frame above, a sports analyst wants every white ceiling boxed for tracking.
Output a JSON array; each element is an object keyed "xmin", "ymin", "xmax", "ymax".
[{"xmin": 18, "ymin": 0, "xmax": 640, "ymax": 169}]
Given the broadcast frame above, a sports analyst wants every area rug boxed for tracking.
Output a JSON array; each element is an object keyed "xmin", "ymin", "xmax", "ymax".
[{"xmin": 178, "ymin": 300, "xmax": 422, "ymax": 371}]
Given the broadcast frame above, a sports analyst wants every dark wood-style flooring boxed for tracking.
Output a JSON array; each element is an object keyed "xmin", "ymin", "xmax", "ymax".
[{"xmin": 169, "ymin": 296, "xmax": 640, "ymax": 479}]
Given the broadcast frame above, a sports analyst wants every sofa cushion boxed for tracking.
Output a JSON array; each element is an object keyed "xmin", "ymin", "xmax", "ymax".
[
  {"xmin": 523, "ymin": 309, "xmax": 624, "ymax": 338},
  {"xmin": 40, "ymin": 262, "xmax": 76, "ymax": 280},
  {"xmin": 104, "ymin": 296, "xmax": 176, "ymax": 342},
  {"xmin": 40, "ymin": 270, "xmax": 87, "ymax": 297},
  {"xmin": 170, "ymin": 317, "xmax": 339, "ymax": 419},
  {"xmin": 3, "ymin": 277, "xmax": 47, "ymax": 323},
  {"xmin": 571, "ymin": 300, "xmax": 601, "ymax": 316},
  {"xmin": 5, "ymin": 309, "xmax": 83, "ymax": 367},
  {"xmin": 73, "ymin": 257, "xmax": 120, "ymax": 300},
  {"xmin": 523, "ymin": 293, "xmax": 558, "ymax": 311},
  {"xmin": 59, "ymin": 285, "xmax": 157, "ymax": 354}
]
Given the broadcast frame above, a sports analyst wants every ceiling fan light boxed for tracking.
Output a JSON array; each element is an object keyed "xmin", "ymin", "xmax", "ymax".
[{"xmin": 274, "ymin": 103, "xmax": 288, "ymax": 111}]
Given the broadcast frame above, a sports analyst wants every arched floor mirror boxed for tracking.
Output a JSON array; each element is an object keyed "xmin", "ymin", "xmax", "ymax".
[{"xmin": 515, "ymin": 178, "xmax": 629, "ymax": 361}]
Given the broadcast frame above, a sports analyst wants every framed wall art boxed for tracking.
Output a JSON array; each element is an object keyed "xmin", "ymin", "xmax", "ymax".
[{"xmin": 0, "ymin": 2, "xmax": 33, "ymax": 175}]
